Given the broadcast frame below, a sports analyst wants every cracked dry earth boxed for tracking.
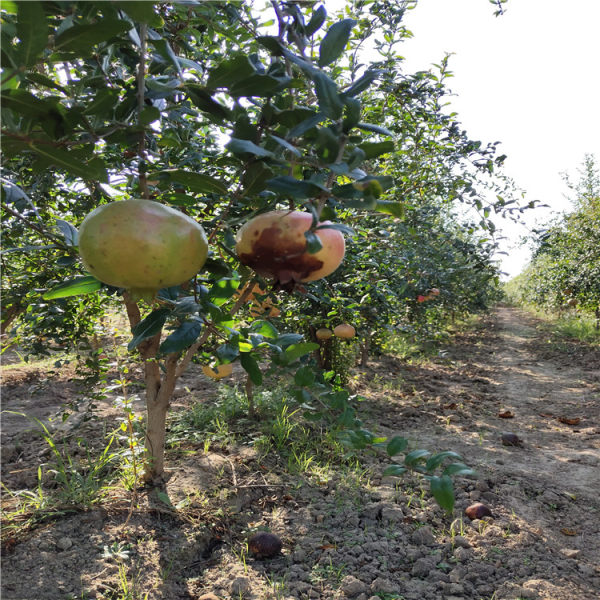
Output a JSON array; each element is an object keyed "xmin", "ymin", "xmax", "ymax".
[{"xmin": 1, "ymin": 306, "xmax": 599, "ymax": 600}]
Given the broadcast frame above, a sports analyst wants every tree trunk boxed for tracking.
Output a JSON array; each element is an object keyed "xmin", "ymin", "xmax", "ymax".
[
  {"xmin": 245, "ymin": 375, "xmax": 256, "ymax": 419},
  {"xmin": 360, "ymin": 334, "xmax": 370, "ymax": 367},
  {"xmin": 143, "ymin": 353, "xmax": 178, "ymax": 483}
]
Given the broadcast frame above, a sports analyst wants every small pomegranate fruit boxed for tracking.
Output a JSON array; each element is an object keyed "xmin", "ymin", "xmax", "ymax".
[
  {"xmin": 78, "ymin": 199, "xmax": 208, "ymax": 301},
  {"xmin": 465, "ymin": 502, "xmax": 493, "ymax": 520},
  {"xmin": 202, "ymin": 363, "xmax": 233, "ymax": 380},
  {"xmin": 417, "ymin": 295, "xmax": 428, "ymax": 303},
  {"xmin": 316, "ymin": 327, "xmax": 333, "ymax": 341},
  {"xmin": 235, "ymin": 210, "xmax": 345, "ymax": 285},
  {"xmin": 248, "ymin": 531, "xmax": 282, "ymax": 558},
  {"xmin": 334, "ymin": 324, "xmax": 355, "ymax": 339}
]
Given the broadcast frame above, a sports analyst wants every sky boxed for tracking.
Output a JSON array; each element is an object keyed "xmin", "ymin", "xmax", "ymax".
[{"xmin": 395, "ymin": 0, "xmax": 600, "ymax": 278}]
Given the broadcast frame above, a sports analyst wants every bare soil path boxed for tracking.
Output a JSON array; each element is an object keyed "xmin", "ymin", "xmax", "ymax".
[{"xmin": 1, "ymin": 306, "xmax": 599, "ymax": 600}]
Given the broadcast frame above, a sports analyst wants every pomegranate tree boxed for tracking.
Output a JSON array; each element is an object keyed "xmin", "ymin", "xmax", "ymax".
[
  {"xmin": 78, "ymin": 199, "xmax": 208, "ymax": 301},
  {"xmin": 235, "ymin": 210, "xmax": 345, "ymax": 285}
]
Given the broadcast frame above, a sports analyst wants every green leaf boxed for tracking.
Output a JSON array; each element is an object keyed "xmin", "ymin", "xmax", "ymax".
[
  {"xmin": 117, "ymin": 1, "xmax": 162, "ymax": 26},
  {"xmin": 318, "ymin": 19, "xmax": 356, "ymax": 67},
  {"xmin": 251, "ymin": 320, "xmax": 278, "ymax": 338},
  {"xmin": 43, "ymin": 276, "xmax": 101, "ymax": 300},
  {"xmin": 140, "ymin": 105, "xmax": 160, "ymax": 126},
  {"xmin": 294, "ymin": 365, "xmax": 315, "ymax": 387},
  {"xmin": 83, "ymin": 88, "xmax": 120, "ymax": 116},
  {"xmin": 159, "ymin": 319, "xmax": 202, "ymax": 355},
  {"xmin": 1, "ymin": 89, "xmax": 51, "ymax": 118},
  {"xmin": 16, "ymin": 1, "xmax": 48, "ymax": 67},
  {"xmin": 312, "ymin": 72, "xmax": 343, "ymax": 119},
  {"xmin": 150, "ymin": 38, "xmax": 182, "ymax": 76},
  {"xmin": 443, "ymin": 463, "xmax": 476, "ymax": 477},
  {"xmin": 286, "ymin": 112, "xmax": 325, "ymax": 138},
  {"xmin": 304, "ymin": 230, "xmax": 323, "ymax": 254},
  {"xmin": 425, "ymin": 451, "xmax": 463, "ymax": 473},
  {"xmin": 269, "ymin": 135, "xmax": 301, "ymax": 157},
  {"xmin": 230, "ymin": 73, "xmax": 292, "ymax": 98},
  {"xmin": 343, "ymin": 69, "xmax": 380, "ymax": 97},
  {"xmin": 240, "ymin": 352, "xmax": 262, "ymax": 385},
  {"xmin": 55, "ymin": 219, "xmax": 78, "ymax": 246},
  {"xmin": 282, "ymin": 342, "xmax": 319, "ymax": 364},
  {"xmin": 358, "ymin": 140, "xmax": 394, "ymax": 159},
  {"xmin": 404, "ymin": 449, "xmax": 431, "ymax": 467},
  {"xmin": 305, "ymin": 5, "xmax": 327, "ymax": 36},
  {"xmin": 275, "ymin": 333, "xmax": 304, "ymax": 347},
  {"xmin": 430, "ymin": 475, "xmax": 455, "ymax": 513},
  {"xmin": 54, "ymin": 20, "xmax": 131, "ymax": 54},
  {"xmin": 386, "ymin": 436, "xmax": 409, "ymax": 456},
  {"xmin": 128, "ymin": 308, "xmax": 170, "ymax": 351},
  {"xmin": 376, "ymin": 201, "xmax": 404, "ymax": 218},
  {"xmin": 216, "ymin": 342, "xmax": 240, "ymax": 362},
  {"xmin": 266, "ymin": 176, "xmax": 326, "ymax": 199},
  {"xmin": 148, "ymin": 169, "xmax": 227, "ymax": 194},
  {"xmin": 185, "ymin": 85, "xmax": 231, "ymax": 121},
  {"xmin": 209, "ymin": 278, "xmax": 239, "ymax": 301},
  {"xmin": 28, "ymin": 144, "xmax": 107, "ymax": 182},
  {"xmin": 242, "ymin": 162, "xmax": 274, "ymax": 196},
  {"xmin": 226, "ymin": 137, "xmax": 275, "ymax": 159},
  {"xmin": 382, "ymin": 464, "xmax": 407, "ymax": 477},
  {"xmin": 356, "ymin": 122, "xmax": 394, "ymax": 137},
  {"xmin": 207, "ymin": 55, "xmax": 255, "ymax": 90}
]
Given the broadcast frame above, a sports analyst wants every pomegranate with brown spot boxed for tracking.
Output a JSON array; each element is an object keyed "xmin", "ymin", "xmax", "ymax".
[{"xmin": 235, "ymin": 210, "xmax": 345, "ymax": 285}]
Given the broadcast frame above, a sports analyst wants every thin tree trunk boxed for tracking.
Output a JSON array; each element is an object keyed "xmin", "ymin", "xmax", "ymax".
[
  {"xmin": 1, "ymin": 304, "xmax": 23, "ymax": 336},
  {"xmin": 143, "ymin": 352, "xmax": 178, "ymax": 483},
  {"xmin": 360, "ymin": 334, "xmax": 370, "ymax": 367},
  {"xmin": 245, "ymin": 374, "xmax": 256, "ymax": 419}
]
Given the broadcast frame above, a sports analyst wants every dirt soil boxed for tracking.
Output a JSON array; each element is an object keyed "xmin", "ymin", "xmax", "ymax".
[{"xmin": 1, "ymin": 306, "xmax": 599, "ymax": 600}]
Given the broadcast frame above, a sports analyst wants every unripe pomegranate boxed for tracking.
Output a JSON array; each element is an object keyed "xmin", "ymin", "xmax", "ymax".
[
  {"xmin": 316, "ymin": 327, "xmax": 333, "ymax": 341},
  {"xmin": 235, "ymin": 210, "xmax": 345, "ymax": 284},
  {"xmin": 78, "ymin": 200, "xmax": 208, "ymax": 302},
  {"xmin": 202, "ymin": 363, "xmax": 233, "ymax": 380},
  {"xmin": 334, "ymin": 324, "xmax": 355, "ymax": 339}
]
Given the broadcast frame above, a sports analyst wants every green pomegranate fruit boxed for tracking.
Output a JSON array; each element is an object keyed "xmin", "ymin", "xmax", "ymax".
[{"xmin": 78, "ymin": 199, "xmax": 208, "ymax": 301}]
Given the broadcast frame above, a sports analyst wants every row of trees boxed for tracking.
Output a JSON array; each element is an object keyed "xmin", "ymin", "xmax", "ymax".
[
  {"xmin": 507, "ymin": 155, "xmax": 600, "ymax": 325},
  {"xmin": 1, "ymin": 1, "xmax": 516, "ymax": 498}
]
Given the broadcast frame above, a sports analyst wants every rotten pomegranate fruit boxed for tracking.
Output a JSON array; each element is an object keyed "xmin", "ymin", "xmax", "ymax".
[
  {"xmin": 334, "ymin": 324, "xmax": 355, "ymax": 339},
  {"xmin": 235, "ymin": 210, "xmax": 345, "ymax": 284},
  {"xmin": 465, "ymin": 502, "xmax": 493, "ymax": 520},
  {"xmin": 248, "ymin": 532, "xmax": 282, "ymax": 558},
  {"xmin": 78, "ymin": 199, "xmax": 208, "ymax": 301}
]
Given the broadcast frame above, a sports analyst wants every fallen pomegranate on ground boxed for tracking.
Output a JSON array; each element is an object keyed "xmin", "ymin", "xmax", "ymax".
[
  {"xmin": 235, "ymin": 210, "xmax": 345, "ymax": 285},
  {"xmin": 248, "ymin": 531, "xmax": 282, "ymax": 558},
  {"xmin": 78, "ymin": 199, "xmax": 208, "ymax": 302}
]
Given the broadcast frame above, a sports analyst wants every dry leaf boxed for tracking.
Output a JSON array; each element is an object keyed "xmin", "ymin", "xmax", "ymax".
[
  {"xmin": 498, "ymin": 410, "xmax": 514, "ymax": 418},
  {"xmin": 443, "ymin": 402, "xmax": 458, "ymax": 410},
  {"xmin": 539, "ymin": 413, "xmax": 554, "ymax": 418},
  {"xmin": 558, "ymin": 417, "xmax": 581, "ymax": 426},
  {"xmin": 560, "ymin": 528, "xmax": 578, "ymax": 536}
]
